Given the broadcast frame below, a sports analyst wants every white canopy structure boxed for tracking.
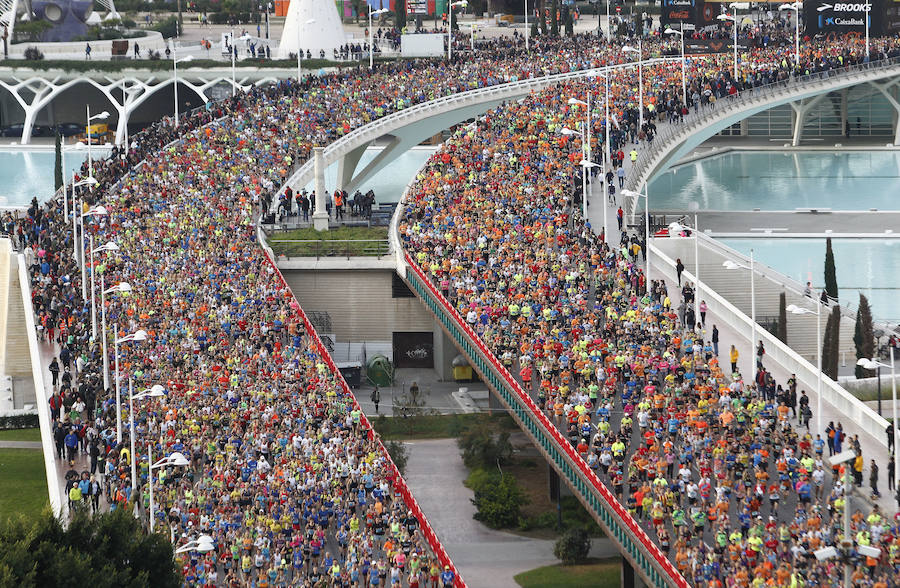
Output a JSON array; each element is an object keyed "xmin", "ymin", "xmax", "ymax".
[{"xmin": 277, "ymin": 0, "xmax": 347, "ymax": 60}]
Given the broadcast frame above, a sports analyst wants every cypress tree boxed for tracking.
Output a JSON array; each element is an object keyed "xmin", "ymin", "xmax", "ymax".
[
  {"xmin": 824, "ymin": 237, "xmax": 838, "ymax": 302},
  {"xmin": 822, "ymin": 305, "xmax": 841, "ymax": 380},
  {"xmin": 778, "ymin": 292, "xmax": 788, "ymax": 344},
  {"xmin": 54, "ymin": 133, "xmax": 63, "ymax": 191},
  {"xmin": 853, "ymin": 293, "xmax": 875, "ymax": 379}
]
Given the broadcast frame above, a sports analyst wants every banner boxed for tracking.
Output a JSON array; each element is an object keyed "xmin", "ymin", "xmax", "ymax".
[
  {"xmin": 804, "ymin": 0, "xmax": 885, "ymax": 35},
  {"xmin": 661, "ymin": 0, "xmax": 696, "ymax": 25},
  {"xmin": 393, "ymin": 332, "xmax": 435, "ymax": 368},
  {"xmin": 683, "ymin": 38, "xmax": 751, "ymax": 53}
]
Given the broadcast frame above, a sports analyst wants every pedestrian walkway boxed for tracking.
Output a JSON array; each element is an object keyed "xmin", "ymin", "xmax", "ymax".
[{"xmin": 0, "ymin": 440, "xmax": 41, "ymax": 449}]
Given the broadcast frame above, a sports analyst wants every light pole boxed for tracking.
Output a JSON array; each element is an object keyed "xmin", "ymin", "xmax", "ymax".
[
  {"xmin": 114, "ymin": 329, "xmax": 147, "ymax": 444},
  {"xmin": 85, "ymin": 107, "xmax": 110, "ymax": 178},
  {"xmin": 448, "ymin": 1, "xmax": 468, "ymax": 61},
  {"xmin": 717, "ymin": 3, "xmax": 746, "ymax": 80},
  {"xmin": 172, "ymin": 51, "xmax": 193, "ymax": 128},
  {"xmin": 369, "ymin": 7, "xmax": 388, "ymax": 69},
  {"xmin": 70, "ymin": 176, "xmax": 97, "ymax": 262},
  {"xmin": 175, "ymin": 534, "xmax": 215, "ymax": 555},
  {"xmin": 788, "ymin": 301, "xmax": 823, "ymax": 433},
  {"xmin": 295, "ymin": 19, "xmax": 315, "ymax": 82},
  {"xmin": 524, "ymin": 0, "xmax": 529, "ymax": 52},
  {"xmin": 622, "ymin": 187, "xmax": 651, "ymax": 292},
  {"xmin": 568, "ymin": 95, "xmax": 591, "ymax": 178},
  {"xmin": 100, "ymin": 279, "xmax": 130, "ymax": 391},
  {"xmin": 664, "ymin": 28, "xmax": 687, "ymax": 107},
  {"xmin": 80, "ymin": 205, "xmax": 108, "ymax": 337},
  {"xmin": 865, "ymin": 0, "xmax": 870, "ymax": 58},
  {"xmin": 858, "ymin": 356, "xmax": 895, "ymax": 458},
  {"xmin": 623, "ymin": 41, "xmax": 643, "ymax": 129},
  {"xmin": 129, "ymin": 384, "xmax": 165, "ymax": 500},
  {"xmin": 148, "ymin": 450, "xmax": 189, "ymax": 532},
  {"xmin": 723, "ymin": 250, "xmax": 756, "ymax": 382},
  {"xmin": 778, "ymin": 3, "xmax": 801, "ymax": 68}
]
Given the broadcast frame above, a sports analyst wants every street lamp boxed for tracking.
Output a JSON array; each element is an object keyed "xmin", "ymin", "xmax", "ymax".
[
  {"xmin": 80, "ymin": 205, "xmax": 108, "ymax": 336},
  {"xmin": 664, "ymin": 28, "xmax": 687, "ymax": 107},
  {"xmin": 622, "ymin": 187, "xmax": 650, "ymax": 292},
  {"xmin": 778, "ymin": 3, "xmax": 801, "ymax": 69},
  {"xmin": 524, "ymin": 0, "xmax": 529, "ymax": 52},
  {"xmin": 623, "ymin": 41, "xmax": 644, "ymax": 129},
  {"xmin": 788, "ymin": 301, "xmax": 823, "ymax": 433},
  {"xmin": 129, "ymin": 384, "xmax": 165, "ymax": 499},
  {"xmin": 100, "ymin": 279, "xmax": 130, "ymax": 391},
  {"xmin": 723, "ymin": 250, "xmax": 756, "ymax": 382},
  {"xmin": 85, "ymin": 108, "xmax": 109, "ymax": 178},
  {"xmin": 114, "ymin": 329, "xmax": 147, "ymax": 444},
  {"xmin": 717, "ymin": 3, "xmax": 747, "ymax": 80},
  {"xmin": 857, "ymin": 350, "xmax": 898, "ymax": 489},
  {"xmin": 172, "ymin": 52, "xmax": 193, "ymax": 128},
  {"xmin": 148, "ymin": 450, "xmax": 189, "ymax": 532},
  {"xmin": 369, "ymin": 7, "xmax": 389, "ymax": 69},
  {"xmin": 295, "ymin": 19, "xmax": 315, "ymax": 83},
  {"xmin": 448, "ymin": 1, "xmax": 468, "ymax": 61},
  {"xmin": 70, "ymin": 176, "xmax": 97, "ymax": 262}
]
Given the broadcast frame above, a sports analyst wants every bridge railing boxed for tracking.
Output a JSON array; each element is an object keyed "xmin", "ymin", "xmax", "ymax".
[
  {"xmin": 399, "ymin": 252, "xmax": 688, "ymax": 588},
  {"xmin": 626, "ymin": 55, "xmax": 900, "ymax": 195}
]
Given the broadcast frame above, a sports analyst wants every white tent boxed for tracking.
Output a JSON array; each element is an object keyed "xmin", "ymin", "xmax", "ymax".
[{"xmin": 277, "ymin": 0, "xmax": 347, "ymax": 60}]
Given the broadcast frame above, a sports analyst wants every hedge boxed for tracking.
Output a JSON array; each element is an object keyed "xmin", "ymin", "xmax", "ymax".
[{"xmin": 0, "ymin": 413, "xmax": 39, "ymax": 429}]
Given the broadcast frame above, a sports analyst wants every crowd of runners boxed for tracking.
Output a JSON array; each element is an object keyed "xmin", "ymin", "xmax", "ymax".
[{"xmin": 10, "ymin": 28, "xmax": 900, "ymax": 588}]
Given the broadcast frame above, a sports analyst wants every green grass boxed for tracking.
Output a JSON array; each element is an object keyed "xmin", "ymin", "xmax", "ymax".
[
  {"xmin": 373, "ymin": 413, "xmax": 517, "ymax": 440},
  {"xmin": 514, "ymin": 557, "xmax": 621, "ymax": 588},
  {"xmin": 0, "ymin": 429, "xmax": 41, "ymax": 442},
  {"xmin": 268, "ymin": 226, "xmax": 390, "ymax": 257},
  {"xmin": 0, "ymin": 449, "xmax": 48, "ymax": 522}
]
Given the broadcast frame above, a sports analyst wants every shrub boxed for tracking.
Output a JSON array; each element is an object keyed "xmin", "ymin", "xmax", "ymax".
[
  {"xmin": 554, "ymin": 527, "xmax": 592, "ymax": 564},
  {"xmin": 210, "ymin": 12, "xmax": 229, "ymax": 25},
  {"xmin": 465, "ymin": 468, "xmax": 527, "ymax": 529},
  {"xmin": 23, "ymin": 46, "xmax": 44, "ymax": 60},
  {"xmin": 0, "ymin": 414, "xmax": 39, "ymax": 429},
  {"xmin": 152, "ymin": 16, "xmax": 179, "ymax": 38}
]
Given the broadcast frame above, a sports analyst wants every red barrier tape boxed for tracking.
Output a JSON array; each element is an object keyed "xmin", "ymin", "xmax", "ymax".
[
  {"xmin": 259, "ymin": 247, "xmax": 465, "ymax": 588},
  {"xmin": 403, "ymin": 254, "xmax": 689, "ymax": 588}
]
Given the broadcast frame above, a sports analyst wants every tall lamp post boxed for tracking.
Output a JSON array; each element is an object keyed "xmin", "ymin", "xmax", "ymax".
[
  {"xmin": 857, "ymin": 350, "xmax": 898, "ymax": 489},
  {"xmin": 778, "ymin": 2, "xmax": 801, "ymax": 68},
  {"xmin": 148, "ymin": 450, "xmax": 189, "ymax": 531},
  {"xmin": 172, "ymin": 51, "xmax": 193, "ymax": 128},
  {"xmin": 80, "ymin": 205, "xmax": 108, "ymax": 337},
  {"xmin": 448, "ymin": 0, "xmax": 468, "ymax": 61},
  {"xmin": 129, "ymin": 384, "xmax": 165, "ymax": 499},
  {"xmin": 623, "ymin": 187, "xmax": 651, "ymax": 293},
  {"xmin": 623, "ymin": 41, "xmax": 644, "ymax": 129},
  {"xmin": 664, "ymin": 27, "xmax": 687, "ymax": 107},
  {"xmin": 524, "ymin": 0, "xmax": 529, "ymax": 51},
  {"xmin": 369, "ymin": 7, "xmax": 389, "ymax": 69},
  {"xmin": 70, "ymin": 176, "xmax": 97, "ymax": 261},
  {"xmin": 114, "ymin": 329, "xmax": 147, "ymax": 444},
  {"xmin": 723, "ymin": 250, "xmax": 756, "ymax": 382},
  {"xmin": 788, "ymin": 301, "xmax": 823, "ymax": 432},
  {"xmin": 100, "ymin": 279, "xmax": 130, "ymax": 391},
  {"xmin": 717, "ymin": 3, "xmax": 747, "ymax": 80}
]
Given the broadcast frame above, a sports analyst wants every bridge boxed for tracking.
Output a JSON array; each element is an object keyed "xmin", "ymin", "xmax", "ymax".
[
  {"xmin": 624, "ymin": 56, "xmax": 900, "ymax": 198},
  {"xmin": 279, "ymin": 59, "xmax": 683, "ymax": 196},
  {"xmin": 0, "ymin": 66, "xmax": 296, "ymax": 145}
]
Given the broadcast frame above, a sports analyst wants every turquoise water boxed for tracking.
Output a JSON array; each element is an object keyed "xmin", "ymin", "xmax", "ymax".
[
  {"xmin": 649, "ymin": 151, "xmax": 900, "ymax": 211},
  {"xmin": 720, "ymin": 238, "xmax": 900, "ymax": 323},
  {"xmin": 0, "ymin": 149, "xmax": 107, "ymax": 208},
  {"xmin": 302, "ymin": 146, "xmax": 437, "ymax": 202}
]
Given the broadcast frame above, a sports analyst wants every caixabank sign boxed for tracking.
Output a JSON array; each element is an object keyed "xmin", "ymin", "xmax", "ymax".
[{"xmin": 804, "ymin": 0, "xmax": 886, "ymax": 34}]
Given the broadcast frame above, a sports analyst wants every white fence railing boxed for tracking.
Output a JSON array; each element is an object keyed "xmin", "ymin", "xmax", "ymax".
[{"xmin": 650, "ymin": 239, "xmax": 891, "ymax": 450}]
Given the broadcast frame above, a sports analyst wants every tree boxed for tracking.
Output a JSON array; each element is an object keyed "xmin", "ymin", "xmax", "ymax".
[
  {"xmin": 466, "ymin": 469, "xmax": 528, "ymax": 528},
  {"xmin": 0, "ymin": 509, "xmax": 179, "ymax": 587},
  {"xmin": 550, "ymin": 0, "xmax": 559, "ymax": 36},
  {"xmin": 396, "ymin": 0, "xmax": 406, "ymax": 30},
  {"xmin": 554, "ymin": 527, "xmax": 592, "ymax": 564},
  {"xmin": 563, "ymin": 5, "xmax": 574, "ymax": 36},
  {"xmin": 54, "ymin": 134, "xmax": 63, "ymax": 191},
  {"xmin": 824, "ymin": 237, "xmax": 838, "ymax": 302},
  {"xmin": 457, "ymin": 418, "xmax": 513, "ymax": 469},
  {"xmin": 15, "ymin": 20, "xmax": 52, "ymax": 42},
  {"xmin": 854, "ymin": 293, "xmax": 875, "ymax": 379},
  {"xmin": 386, "ymin": 440, "xmax": 409, "ymax": 475},
  {"xmin": 822, "ymin": 305, "xmax": 841, "ymax": 380},
  {"xmin": 778, "ymin": 292, "xmax": 788, "ymax": 344}
]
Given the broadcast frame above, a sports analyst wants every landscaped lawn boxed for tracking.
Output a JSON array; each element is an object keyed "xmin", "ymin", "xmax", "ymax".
[
  {"xmin": 514, "ymin": 558, "xmax": 621, "ymax": 588},
  {"xmin": 0, "ymin": 449, "xmax": 48, "ymax": 522},
  {"xmin": 0, "ymin": 428, "xmax": 42, "ymax": 442},
  {"xmin": 372, "ymin": 413, "xmax": 517, "ymax": 440}
]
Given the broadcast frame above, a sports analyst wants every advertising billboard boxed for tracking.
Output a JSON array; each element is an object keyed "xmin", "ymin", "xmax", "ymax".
[
  {"xmin": 804, "ymin": 0, "xmax": 884, "ymax": 35},
  {"xmin": 661, "ymin": 0, "xmax": 697, "ymax": 25}
]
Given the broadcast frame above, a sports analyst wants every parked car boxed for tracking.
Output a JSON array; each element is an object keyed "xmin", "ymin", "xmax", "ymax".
[{"xmin": 0, "ymin": 123, "xmax": 24, "ymax": 137}]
